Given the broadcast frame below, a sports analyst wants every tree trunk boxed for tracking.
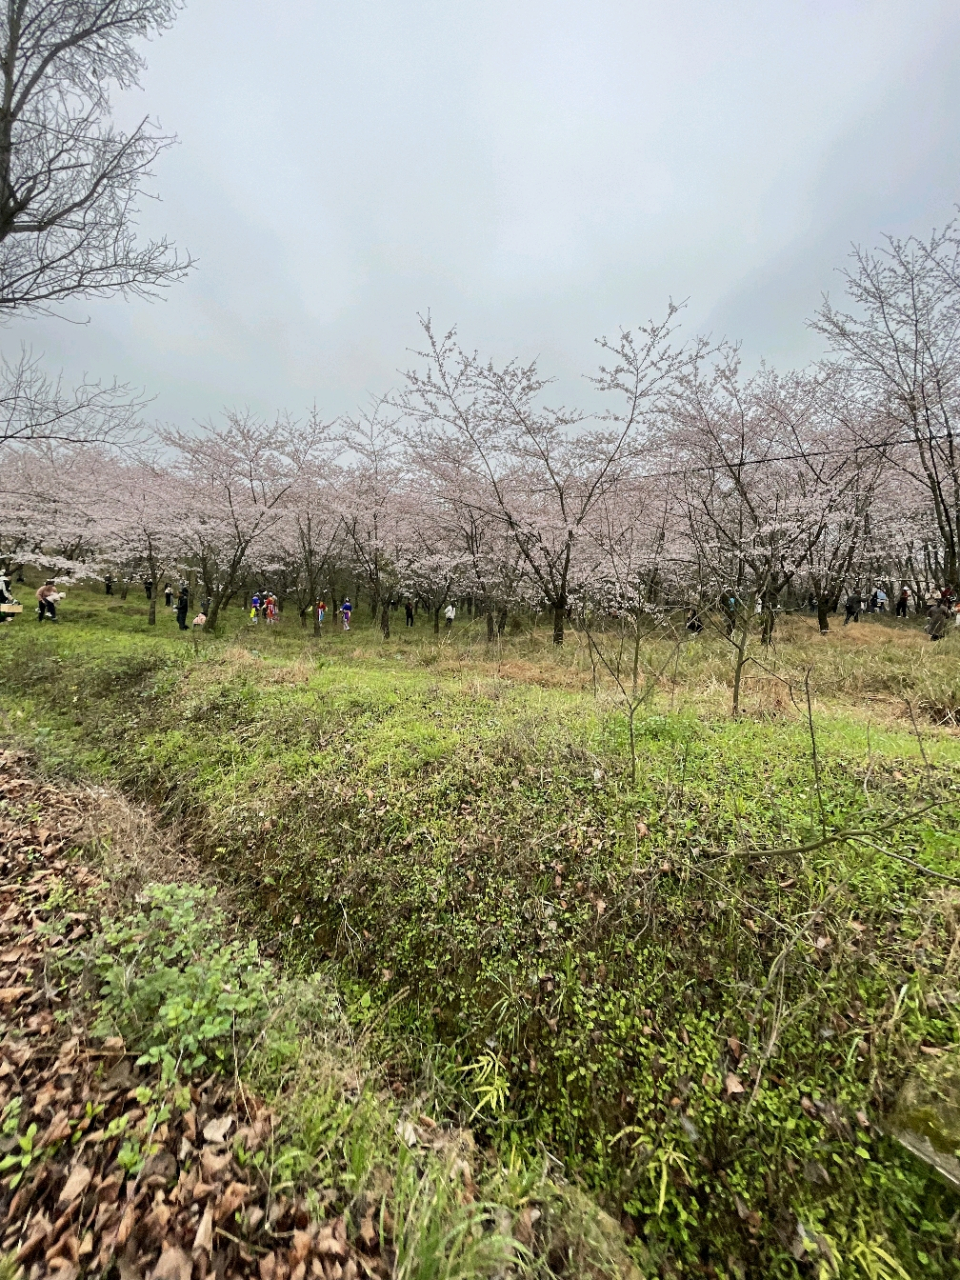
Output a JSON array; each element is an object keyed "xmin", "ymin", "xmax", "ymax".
[
  {"xmin": 732, "ymin": 633, "xmax": 748, "ymax": 716},
  {"xmin": 816, "ymin": 601, "xmax": 831, "ymax": 634},
  {"xmin": 120, "ymin": 579, "xmax": 129, "ymax": 601},
  {"xmin": 147, "ymin": 554, "xmax": 158, "ymax": 626},
  {"xmin": 760, "ymin": 606, "xmax": 775, "ymax": 645},
  {"xmin": 552, "ymin": 601, "xmax": 565, "ymax": 646},
  {"xmin": 380, "ymin": 602, "xmax": 391, "ymax": 638},
  {"xmin": 497, "ymin": 609, "xmax": 507, "ymax": 636},
  {"xmin": 486, "ymin": 609, "xmax": 495, "ymax": 642},
  {"xmin": 433, "ymin": 607, "xmax": 441, "ymax": 635}
]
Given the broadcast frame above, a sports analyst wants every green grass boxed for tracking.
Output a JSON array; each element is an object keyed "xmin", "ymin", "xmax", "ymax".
[{"xmin": 2, "ymin": 586, "xmax": 960, "ymax": 1277}]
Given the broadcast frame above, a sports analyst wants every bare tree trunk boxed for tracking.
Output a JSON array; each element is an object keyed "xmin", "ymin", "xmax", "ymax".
[
  {"xmin": 497, "ymin": 609, "xmax": 508, "ymax": 636},
  {"xmin": 760, "ymin": 606, "xmax": 775, "ymax": 645},
  {"xmin": 433, "ymin": 607, "xmax": 441, "ymax": 635},
  {"xmin": 731, "ymin": 626, "xmax": 748, "ymax": 717},
  {"xmin": 380, "ymin": 602, "xmax": 391, "ymax": 639},
  {"xmin": 816, "ymin": 600, "xmax": 831, "ymax": 634},
  {"xmin": 552, "ymin": 602, "xmax": 565, "ymax": 646},
  {"xmin": 486, "ymin": 609, "xmax": 495, "ymax": 642}
]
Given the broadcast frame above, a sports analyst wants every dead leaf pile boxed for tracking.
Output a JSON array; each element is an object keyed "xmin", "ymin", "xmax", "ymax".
[{"xmin": 0, "ymin": 749, "xmax": 388, "ymax": 1279}]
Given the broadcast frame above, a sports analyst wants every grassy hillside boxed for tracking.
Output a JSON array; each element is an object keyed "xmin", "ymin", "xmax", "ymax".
[{"xmin": 2, "ymin": 587, "xmax": 960, "ymax": 1277}]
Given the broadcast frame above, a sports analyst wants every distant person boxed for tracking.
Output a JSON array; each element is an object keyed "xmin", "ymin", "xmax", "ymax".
[
  {"xmin": 36, "ymin": 579, "xmax": 59, "ymax": 623},
  {"xmin": 316, "ymin": 599, "xmax": 326, "ymax": 631},
  {"xmin": 844, "ymin": 591, "xmax": 862, "ymax": 625},
  {"xmin": 868, "ymin": 590, "xmax": 878, "ymax": 613},
  {"xmin": 0, "ymin": 572, "xmax": 15, "ymax": 624},
  {"xmin": 265, "ymin": 594, "xmax": 277, "ymax": 623},
  {"xmin": 405, "ymin": 600, "xmax": 414, "ymax": 627},
  {"xmin": 875, "ymin": 587, "xmax": 888, "ymax": 612},
  {"xmin": 685, "ymin": 607, "xmax": 704, "ymax": 634},
  {"xmin": 927, "ymin": 599, "xmax": 951, "ymax": 641},
  {"xmin": 720, "ymin": 591, "xmax": 737, "ymax": 636},
  {"xmin": 144, "ymin": 578, "xmax": 153, "ymax": 600},
  {"xmin": 444, "ymin": 603, "xmax": 456, "ymax": 629},
  {"xmin": 340, "ymin": 597, "xmax": 352, "ymax": 631},
  {"xmin": 104, "ymin": 574, "xmax": 113, "ymax": 596},
  {"xmin": 250, "ymin": 590, "xmax": 261, "ymax": 623},
  {"xmin": 164, "ymin": 582, "xmax": 173, "ymax": 608},
  {"xmin": 192, "ymin": 611, "xmax": 207, "ymax": 629},
  {"xmin": 176, "ymin": 586, "xmax": 189, "ymax": 631},
  {"xmin": 896, "ymin": 588, "xmax": 910, "ymax": 618}
]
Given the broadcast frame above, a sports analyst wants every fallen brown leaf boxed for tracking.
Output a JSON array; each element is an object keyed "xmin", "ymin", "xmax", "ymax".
[
  {"xmin": 151, "ymin": 1246, "xmax": 192, "ymax": 1280},
  {"xmin": 193, "ymin": 1204, "xmax": 214, "ymax": 1255},
  {"xmin": 202, "ymin": 1114, "xmax": 233, "ymax": 1144},
  {"xmin": 0, "ymin": 985, "xmax": 31, "ymax": 1003},
  {"xmin": 58, "ymin": 1163, "xmax": 92, "ymax": 1205}
]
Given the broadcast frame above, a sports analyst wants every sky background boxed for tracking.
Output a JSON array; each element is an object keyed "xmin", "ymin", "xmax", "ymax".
[{"xmin": 8, "ymin": 0, "xmax": 960, "ymax": 427}]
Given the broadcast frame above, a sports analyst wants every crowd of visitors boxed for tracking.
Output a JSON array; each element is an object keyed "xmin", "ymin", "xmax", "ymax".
[{"xmin": 2, "ymin": 572, "xmax": 959, "ymax": 643}]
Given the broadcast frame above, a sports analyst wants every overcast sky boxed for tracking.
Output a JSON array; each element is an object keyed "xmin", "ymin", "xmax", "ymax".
[{"xmin": 9, "ymin": 0, "xmax": 960, "ymax": 426}]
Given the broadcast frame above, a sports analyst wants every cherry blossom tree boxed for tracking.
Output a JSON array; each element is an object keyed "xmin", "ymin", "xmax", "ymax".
[
  {"xmin": 163, "ymin": 413, "xmax": 299, "ymax": 630},
  {"xmin": 812, "ymin": 220, "xmax": 960, "ymax": 586},
  {"xmin": 399, "ymin": 311, "xmax": 689, "ymax": 645}
]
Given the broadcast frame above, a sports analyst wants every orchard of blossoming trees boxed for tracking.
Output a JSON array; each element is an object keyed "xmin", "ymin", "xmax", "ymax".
[
  {"xmin": 3, "ymin": 220, "xmax": 960, "ymax": 644},
  {"xmin": 3, "ymin": 221, "xmax": 960, "ymax": 641}
]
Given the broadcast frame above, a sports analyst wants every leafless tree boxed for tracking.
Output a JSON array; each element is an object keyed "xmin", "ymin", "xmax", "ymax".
[
  {"xmin": 0, "ymin": 343, "xmax": 144, "ymax": 446},
  {"xmin": 0, "ymin": 0, "xmax": 192, "ymax": 314}
]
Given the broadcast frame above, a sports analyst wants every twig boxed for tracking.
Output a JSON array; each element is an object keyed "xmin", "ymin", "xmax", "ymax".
[
  {"xmin": 751, "ymin": 799, "xmax": 946, "ymax": 857},
  {"xmin": 847, "ymin": 835, "xmax": 960, "ymax": 886},
  {"xmin": 905, "ymin": 699, "xmax": 934, "ymax": 781},
  {"xmin": 804, "ymin": 669, "xmax": 827, "ymax": 836}
]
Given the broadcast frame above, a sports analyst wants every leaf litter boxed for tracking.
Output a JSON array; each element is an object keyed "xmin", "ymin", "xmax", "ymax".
[{"xmin": 0, "ymin": 749, "xmax": 385, "ymax": 1279}]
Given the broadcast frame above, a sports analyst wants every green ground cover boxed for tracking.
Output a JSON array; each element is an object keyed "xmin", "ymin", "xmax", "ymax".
[{"xmin": 2, "ymin": 588, "xmax": 960, "ymax": 1277}]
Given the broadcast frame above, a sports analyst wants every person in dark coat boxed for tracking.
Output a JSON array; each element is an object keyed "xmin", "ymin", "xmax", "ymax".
[
  {"xmin": 164, "ymin": 582, "xmax": 173, "ymax": 607},
  {"xmin": 176, "ymin": 586, "xmax": 189, "ymax": 631},
  {"xmin": 104, "ymin": 574, "xmax": 113, "ymax": 595},
  {"xmin": 405, "ymin": 601, "xmax": 414, "ymax": 627},
  {"xmin": 896, "ymin": 588, "xmax": 909, "ymax": 618},
  {"xmin": 843, "ymin": 591, "xmax": 862, "ymax": 625},
  {"xmin": 927, "ymin": 599, "xmax": 952, "ymax": 641}
]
